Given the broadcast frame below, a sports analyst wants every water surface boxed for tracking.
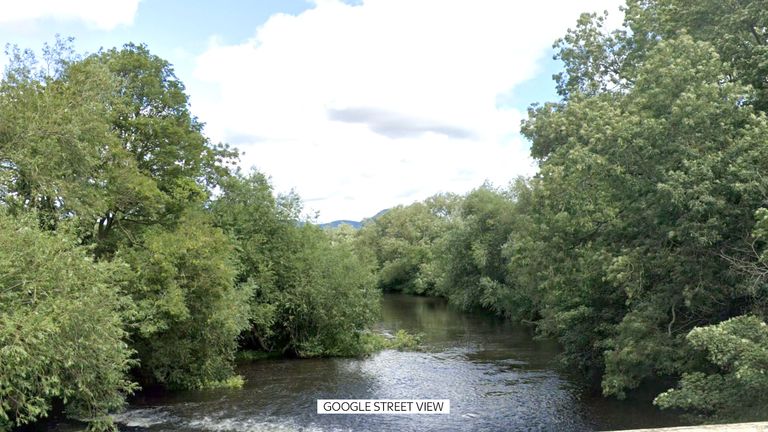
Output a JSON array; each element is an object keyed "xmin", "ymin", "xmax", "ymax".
[{"xmin": 115, "ymin": 294, "xmax": 683, "ymax": 432}]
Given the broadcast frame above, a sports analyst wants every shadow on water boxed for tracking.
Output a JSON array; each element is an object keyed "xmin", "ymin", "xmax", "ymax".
[{"xmin": 107, "ymin": 293, "xmax": 685, "ymax": 432}]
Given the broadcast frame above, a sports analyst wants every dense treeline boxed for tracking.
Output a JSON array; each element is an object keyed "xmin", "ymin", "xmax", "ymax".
[
  {"xmin": 5, "ymin": 0, "xmax": 768, "ymax": 428},
  {"xmin": 356, "ymin": 0, "xmax": 768, "ymax": 422},
  {"xmin": 0, "ymin": 40, "xmax": 379, "ymax": 430}
]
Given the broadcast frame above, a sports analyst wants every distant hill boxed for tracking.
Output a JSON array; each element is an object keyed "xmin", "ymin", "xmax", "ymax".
[
  {"xmin": 318, "ymin": 208, "xmax": 390, "ymax": 230},
  {"xmin": 318, "ymin": 220, "xmax": 362, "ymax": 229},
  {"xmin": 368, "ymin": 208, "xmax": 390, "ymax": 220}
]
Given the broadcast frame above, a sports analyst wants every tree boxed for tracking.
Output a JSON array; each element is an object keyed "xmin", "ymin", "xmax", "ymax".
[
  {"xmin": 251, "ymin": 224, "xmax": 380, "ymax": 357},
  {"xmin": 356, "ymin": 194, "xmax": 459, "ymax": 295},
  {"xmin": 1, "ymin": 39, "xmax": 249, "ymax": 394},
  {"xmin": 521, "ymin": 30, "xmax": 768, "ymax": 398},
  {"xmin": 86, "ymin": 43, "xmax": 237, "ymax": 257},
  {"xmin": 118, "ymin": 210, "xmax": 249, "ymax": 389},
  {"xmin": 0, "ymin": 40, "xmax": 121, "ymax": 232},
  {"xmin": 434, "ymin": 184, "xmax": 519, "ymax": 314},
  {"xmin": 654, "ymin": 316, "xmax": 768, "ymax": 421},
  {"xmin": 0, "ymin": 212, "xmax": 136, "ymax": 431},
  {"xmin": 211, "ymin": 171, "xmax": 381, "ymax": 357},
  {"xmin": 623, "ymin": 0, "xmax": 768, "ymax": 112},
  {"xmin": 0, "ymin": 37, "xmax": 386, "ymax": 428}
]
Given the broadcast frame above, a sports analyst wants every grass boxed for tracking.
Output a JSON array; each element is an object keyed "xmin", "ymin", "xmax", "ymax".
[
  {"xmin": 359, "ymin": 329, "xmax": 422, "ymax": 353},
  {"xmin": 200, "ymin": 375, "xmax": 245, "ymax": 389}
]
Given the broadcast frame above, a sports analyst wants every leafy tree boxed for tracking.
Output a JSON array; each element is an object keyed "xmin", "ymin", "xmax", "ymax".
[
  {"xmin": 522, "ymin": 24, "xmax": 768, "ymax": 396},
  {"xmin": 507, "ymin": 0, "xmax": 768, "ymax": 413},
  {"xmin": 655, "ymin": 209, "xmax": 768, "ymax": 419},
  {"xmin": 623, "ymin": 0, "xmax": 768, "ymax": 112},
  {"xmin": 1, "ymin": 39, "xmax": 249, "ymax": 394},
  {"xmin": 212, "ymin": 171, "xmax": 380, "ymax": 357},
  {"xmin": 0, "ymin": 212, "xmax": 136, "ymax": 431},
  {"xmin": 434, "ymin": 184, "xmax": 518, "ymax": 314},
  {"xmin": 349, "ymin": 1, "xmax": 768, "ymax": 420},
  {"xmin": 356, "ymin": 194, "xmax": 459, "ymax": 295},
  {"xmin": 0, "ymin": 37, "xmax": 388, "ymax": 428},
  {"xmin": 0, "ymin": 41, "xmax": 121, "ymax": 232},
  {"xmin": 251, "ymin": 224, "xmax": 379, "ymax": 357},
  {"xmin": 654, "ymin": 316, "xmax": 768, "ymax": 421},
  {"xmin": 211, "ymin": 170, "xmax": 289, "ymax": 289},
  {"xmin": 86, "ymin": 43, "xmax": 237, "ymax": 257},
  {"xmin": 118, "ymin": 210, "xmax": 249, "ymax": 389}
]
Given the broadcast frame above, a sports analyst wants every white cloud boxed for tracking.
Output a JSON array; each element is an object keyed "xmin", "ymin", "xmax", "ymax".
[
  {"xmin": 191, "ymin": 0, "xmax": 622, "ymax": 222},
  {"xmin": 0, "ymin": 0, "xmax": 140, "ymax": 30}
]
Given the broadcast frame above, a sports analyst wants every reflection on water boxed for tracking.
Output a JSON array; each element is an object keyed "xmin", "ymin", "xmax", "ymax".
[{"xmin": 112, "ymin": 294, "xmax": 683, "ymax": 432}]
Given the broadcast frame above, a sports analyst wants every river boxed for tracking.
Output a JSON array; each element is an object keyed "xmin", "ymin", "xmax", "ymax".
[{"xmin": 111, "ymin": 294, "xmax": 683, "ymax": 432}]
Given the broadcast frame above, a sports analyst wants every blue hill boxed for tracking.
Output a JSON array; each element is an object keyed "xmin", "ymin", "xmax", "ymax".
[
  {"xmin": 318, "ymin": 208, "xmax": 390, "ymax": 230},
  {"xmin": 318, "ymin": 220, "xmax": 362, "ymax": 229}
]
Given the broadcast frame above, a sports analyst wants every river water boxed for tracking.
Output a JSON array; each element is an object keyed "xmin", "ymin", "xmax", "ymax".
[{"xmin": 113, "ymin": 294, "xmax": 683, "ymax": 432}]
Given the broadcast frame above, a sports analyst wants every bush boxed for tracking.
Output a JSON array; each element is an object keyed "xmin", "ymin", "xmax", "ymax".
[
  {"xmin": 248, "ymin": 225, "xmax": 381, "ymax": 357},
  {"xmin": 118, "ymin": 211, "xmax": 250, "ymax": 390},
  {"xmin": 654, "ymin": 315, "xmax": 768, "ymax": 421},
  {"xmin": 0, "ymin": 212, "xmax": 136, "ymax": 430}
]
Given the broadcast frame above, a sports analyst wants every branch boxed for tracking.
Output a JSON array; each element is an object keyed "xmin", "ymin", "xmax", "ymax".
[
  {"xmin": 749, "ymin": 24, "xmax": 766, "ymax": 46},
  {"xmin": 668, "ymin": 302, "xmax": 676, "ymax": 336}
]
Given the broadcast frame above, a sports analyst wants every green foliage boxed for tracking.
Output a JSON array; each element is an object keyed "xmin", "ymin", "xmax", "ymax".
[
  {"xmin": 354, "ymin": 1, "xmax": 768, "ymax": 421},
  {"xmin": 97, "ymin": 43, "xmax": 236, "ymax": 192},
  {"xmin": 654, "ymin": 316, "xmax": 768, "ymax": 421},
  {"xmin": 552, "ymin": 11, "xmax": 634, "ymax": 100},
  {"xmin": 434, "ymin": 184, "xmax": 520, "ymax": 315},
  {"xmin": 234, "ymin": 350, "xmax": 283, "ymax": 362},
  {"xmin": 203, "ymin": 375, "xmax": 245, "ymax": 390},
  {"xmin": 0, "ymin": 41, "xmax": 122, "ymax": 232},
  {"xmin": 210, "ymin": 170, "xmax": 287, "ymax": 289},
  {"xmin": 212, "ymin": 172, "xmax": 381, "ymax": 358},
  {"xmin": 6, "ymin": 0, "xmax": 768, "ymax": 425},
  {"xmin": 0, "ymin": 36, "xmax": 391, "ymax": 428},
  {"xmin": 118, "ymin": 211, "xmax": 250, "ymax": 390},
  {"xmin": 386, "ymin": 330, "xmax": 422, "ymax": 351},
  {"xmin": 253, "ymin": 224, "xmax": 380, "ymax": 357},
  {"xmin": 86, "ymin": 43, "xmax": 237, "ymax": 258},
  {"xmin": 0, "ymin": 212, "xmax": 136, "ymax": 430},
  {"xmin": 623, "ymin": 0, "xmax": 768, "ymax": 112},
  {"xmin": 356, "ymin": 194, "xmax": 459, "ymax": 295},
  {"xmin": 518, "ymin": 0, "xmax": 768, "ymax": 414},
  {"xmin": 358, "ymin": 330, "xmax": 422, "ymax": 353}
]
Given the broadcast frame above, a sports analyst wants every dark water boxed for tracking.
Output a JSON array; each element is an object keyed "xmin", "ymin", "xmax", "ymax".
[{"xmin": 112, "ymin": 294, "xmax": 684, "ymax": 432}]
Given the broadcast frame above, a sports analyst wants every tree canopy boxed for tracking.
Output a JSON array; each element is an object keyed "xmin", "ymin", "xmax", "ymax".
[
  {"xmin": 354, "ymin": 0, "xmax": 768, "ymax": 421},
  {"xmin": 5, "ymin": 0, "xmax": 768, "ymax": 426},
  {"xmin": 0, "ymin": 40, "xmax": 380, "ymax": 430}
]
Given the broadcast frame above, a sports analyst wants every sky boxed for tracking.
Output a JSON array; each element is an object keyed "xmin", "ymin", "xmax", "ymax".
[{"xmin": 0, "ymin": 0, "xmax": 623, "ymax": 222}]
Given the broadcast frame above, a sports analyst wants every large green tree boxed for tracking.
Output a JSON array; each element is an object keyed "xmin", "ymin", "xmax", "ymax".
[
  {"xmin": 520, "ymin": 1, "xmax": 768, "ymax": 413},
  {"xmin": 1, "ymin": 40, "xmax": 248, "ymax": 395},
  {"xmin": 524, "ymin": 33, "xmax": 768, "ymax": 394},
  {"xmin": 118, "ymin": 210, "xmax": 249, "ymax": 389},
  {"xmin": 356, "ymin": 194, "xmax": 459, "ymax": 295},
  {"xmin": 0, "ymin": 41, "xmax": 120, "ymax": 232},
  {"xmin": 0, "ymin": 212, "xmax": 136, "ymax": 430},
  {"xmin": 0, "ymin": 37, "xmax": 388, "ymax": 428},
  {"xmin": 212, "ymin": 171, "xmax": 381, "ymax": 357},
  {"xmin": 87, "ymin": 43, "xmax": 237, "ymax": 257},
  {"xmin": 434, "ymin": 184, "xmax": 519, "ymax": 314},
  {"xmin": 623, "ymin": 0, "xmax": 768, "ymax": 112}
]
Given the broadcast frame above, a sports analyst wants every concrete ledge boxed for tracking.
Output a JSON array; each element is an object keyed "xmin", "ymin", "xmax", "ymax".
[{"xmin": 610, "ymin": 422, "xmax": 768, "ymax": 432}]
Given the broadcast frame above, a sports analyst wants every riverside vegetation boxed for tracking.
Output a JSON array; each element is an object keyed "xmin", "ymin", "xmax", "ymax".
[
  {"xmin": 356, "ymin": 0, "xmax": 768, "ymax": 424},
  {"xmin": 3, "ymin": 0, "xmax": 768, "ymax": 429},
  {"xmin": 0, "ymin": 40, "xmax": 380, "ymax": 430}
]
